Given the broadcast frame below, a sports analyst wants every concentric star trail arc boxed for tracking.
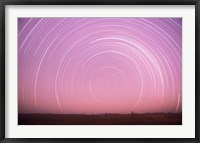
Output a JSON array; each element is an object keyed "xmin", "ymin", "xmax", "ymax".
[{"xmin": 18, "ymin": 18, "xmax": 182, "ymax": 114}]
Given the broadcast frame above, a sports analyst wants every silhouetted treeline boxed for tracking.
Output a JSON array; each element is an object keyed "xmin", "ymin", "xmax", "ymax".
[{"xmin": 18, "ymin": 112, "xmax": 182, "ymax": 125}]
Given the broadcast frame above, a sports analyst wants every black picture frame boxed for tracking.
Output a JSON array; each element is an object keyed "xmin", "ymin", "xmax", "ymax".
[{"xmin": 1, "ymin": 0, "xmax": 199, "ymax": 142}]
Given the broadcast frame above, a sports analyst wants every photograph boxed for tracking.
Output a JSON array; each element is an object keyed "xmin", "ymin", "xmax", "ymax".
[
  {"xmin": 18, "ymin": 18, "xmax": 182, "ymax": 125},
  {"xmin": 1, "ymin": 0, "xmax": 199, "ymax": 141}
]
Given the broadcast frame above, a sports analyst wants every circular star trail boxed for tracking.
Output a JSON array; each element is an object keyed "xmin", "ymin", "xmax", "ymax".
[{"xmin": 18, "ymin": 18, "xmax": 182, "ymax": 114}]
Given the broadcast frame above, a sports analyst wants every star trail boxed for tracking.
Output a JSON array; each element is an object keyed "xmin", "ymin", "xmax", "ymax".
[{"xmin": 18, "ymin": 18, "xmax": 182, "ymax": 114}]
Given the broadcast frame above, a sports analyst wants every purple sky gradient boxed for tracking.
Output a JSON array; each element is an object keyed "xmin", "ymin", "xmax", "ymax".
[{"xmin": 18, "ymin": 18, "xmax": 182, "ymax": 114}]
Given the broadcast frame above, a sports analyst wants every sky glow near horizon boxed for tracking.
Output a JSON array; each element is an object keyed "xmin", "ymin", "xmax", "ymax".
[{"xmin": 18, "ymin": 18, "xmax": 182, "ymax": 114}]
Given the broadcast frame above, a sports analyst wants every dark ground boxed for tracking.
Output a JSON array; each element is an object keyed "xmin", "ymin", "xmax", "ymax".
[{"xmin": 18, "ymin": 113, "xmax": 182, "ymax": 125}]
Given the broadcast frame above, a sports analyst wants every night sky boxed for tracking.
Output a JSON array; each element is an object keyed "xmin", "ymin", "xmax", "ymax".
[{"xmin": 18, "ymin": 18, "xmax": 182, "ymax": 114}]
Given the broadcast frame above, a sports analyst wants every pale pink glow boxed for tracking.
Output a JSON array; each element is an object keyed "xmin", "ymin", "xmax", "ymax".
[{"xmin": 18, "ymin": 18, "xmax": 182, "ymax": 114}]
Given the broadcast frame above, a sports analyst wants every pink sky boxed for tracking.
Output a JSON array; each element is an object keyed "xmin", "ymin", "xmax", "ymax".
[{"xmin": 18, "ymin": 18, "xmax": 182, "ymax": 114}]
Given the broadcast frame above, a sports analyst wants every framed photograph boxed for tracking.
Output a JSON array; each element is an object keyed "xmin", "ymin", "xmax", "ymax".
[{"xmin": 1, "ymin": 0, "xmax": 199, "ymax": 142}]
